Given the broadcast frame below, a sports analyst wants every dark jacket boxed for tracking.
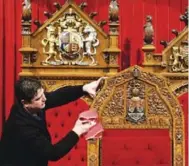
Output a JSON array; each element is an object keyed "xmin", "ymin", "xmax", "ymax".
[{"xmin": 0, "ymin": 85, "xmax": 86, "ymax": 166}]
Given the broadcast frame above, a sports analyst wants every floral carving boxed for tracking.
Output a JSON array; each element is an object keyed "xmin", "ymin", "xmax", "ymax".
[
  {"xmin": 102, "ymin": 86, "xmax": 125, "ymax": 117},
  {"xmin": 147, "ymin": 88, "xmax": 169, "ymax": 115},
  {"xmin": 140, "ymin": 71, "xmax": 166, "ymax": 87}
]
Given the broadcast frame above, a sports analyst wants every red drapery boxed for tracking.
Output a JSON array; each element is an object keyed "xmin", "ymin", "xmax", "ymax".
[{"xmin": 0, "ymin": 0, "xmax": 188, "ymax": 164}]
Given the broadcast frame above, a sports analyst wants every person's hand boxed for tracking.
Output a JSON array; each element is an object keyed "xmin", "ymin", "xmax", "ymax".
[
  {"xmin": 72, "ymin": 118, "xmax": 96, "ymax": 136},
  {"xmin": 82, "ymin": 77, "xmax": 105, "ymax": 98}
]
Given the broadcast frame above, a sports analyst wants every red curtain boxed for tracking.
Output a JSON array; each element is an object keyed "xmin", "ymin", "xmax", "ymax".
[
  {"xmin": 0, "ymin": 0, "xmax": 22, "ymax": 136},
  {"xmin": 0, "ymin": 0, "xmax": 188, "ymax": 160}
]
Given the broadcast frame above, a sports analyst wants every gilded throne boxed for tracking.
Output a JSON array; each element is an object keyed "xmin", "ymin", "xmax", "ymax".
[
  {"xmin": 19, "ymin": 0, "xmax": 188, "ymax": 165},
  {"xmin": 88, "ymin": 66, "xmax": 185, "ymax": 166}
]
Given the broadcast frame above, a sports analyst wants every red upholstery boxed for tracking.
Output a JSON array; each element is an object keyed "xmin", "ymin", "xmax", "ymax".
[
  {"xmin": 46, "ymin": 99, "xmax": 89, "ymax": 166},
  {"xmin": 102, "ymin": 129, "xmax": 171, "ymax": 166}
]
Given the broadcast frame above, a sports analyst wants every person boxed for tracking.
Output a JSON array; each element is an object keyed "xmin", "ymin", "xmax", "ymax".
[{"xmin": 0, "ymin": 77, "xmax": 102, "ymax": 166}]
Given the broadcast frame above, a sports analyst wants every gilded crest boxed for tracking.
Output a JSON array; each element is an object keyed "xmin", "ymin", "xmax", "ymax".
[{"xmin": 41, "ymin": 8, "xmax": 100, "ymax": 66}]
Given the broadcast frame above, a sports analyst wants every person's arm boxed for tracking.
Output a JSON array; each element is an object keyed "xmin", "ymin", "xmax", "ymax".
[
  {"xmin": 45, "ymin": 77, "xmax": 104, "ymax": 109},
  {"xmin": 18, "ymin": 118, "xmax": 96, "ymax": 161},
  {"xmin": 19, "ymin": 126, "xmax": 79, "ymax": 161},
  {"xmin": 45, "ymin": 85, "xmax": 87, "ymax": 109}
]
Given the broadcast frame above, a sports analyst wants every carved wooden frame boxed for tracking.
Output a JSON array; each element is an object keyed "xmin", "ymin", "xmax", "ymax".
[{"xmin": 88, "ymin": 66, "xmax": 185, "ymax": 166}]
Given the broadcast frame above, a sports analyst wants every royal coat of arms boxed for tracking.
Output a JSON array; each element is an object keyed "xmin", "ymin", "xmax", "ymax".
[{"xmin": 41, "ymin": 8, "xmax": 99, "ymax": 66}]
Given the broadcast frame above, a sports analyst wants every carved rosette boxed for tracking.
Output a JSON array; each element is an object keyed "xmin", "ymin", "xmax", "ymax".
[{"xmin": 90, "ymin": 66, "xmax": 185, "ymax": 166}]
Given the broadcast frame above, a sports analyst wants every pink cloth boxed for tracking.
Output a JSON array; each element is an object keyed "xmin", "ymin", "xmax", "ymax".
[{"xmin": 79, "ymin": 108, "xmax": 104, "ymax": 140}]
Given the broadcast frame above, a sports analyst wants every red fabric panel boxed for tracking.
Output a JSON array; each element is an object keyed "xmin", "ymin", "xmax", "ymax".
[
  {"xmin": 4, "ymin": 0, "xmax": 16, "ymax": 119},
  {"xmin": 32, "ymin": 0, "xmax": 39, "ymax": 32},
  {"xmin": 102, "ymin": 129, "xmax": 171, "ymax": 166},
  {"xmin": 169, "ymin": 0, "xmax": 183, "ymax": 41},
  {"xmin": 119, "ymin": 0, "xmax": 144, "ymax": 68},
  {"xmin": 119, "ymin": 0, "xmax": 134, "ymax": 69},
  {"xmin": 156, "ymin": 0, "xmax": 170, "ymax": 52},
  {"xmin": 46, "ymin": 99, "xmax": 89, "ymax": 166},
  {"xmin": 15, "ymin": 0, "xmax": 22, "ymax": 80},
  {"xmin": 0, "ymin": 0, "xmax": 4, "ymax": 136},
  {"xmin": 178, "ymin": 92, "xmax": 188, "ymax": 166}
]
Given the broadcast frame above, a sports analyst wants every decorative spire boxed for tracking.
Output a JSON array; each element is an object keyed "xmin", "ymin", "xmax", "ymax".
[
  {"xmin": 79, "ymin": 2, "xmax": 87, "ymax": 11},
  {"xmin": 160, "ymin": 40, "xmax": 168, "ymax": 48},
  {"xmin": 33, "ymin": 20, "xmax": 42, "ymax": 28},
  {"xmin": 109, "ymin": 0, "xmax": 119, "ymax": 23},
  {"xmin": 44, "ymin": 11, "xmax": 52, "ymax": 19},
  {"xmin": 53, "ymin": 2, "xmax": 61, "ymax": 10},
  {"xmin": 180, "ymin": 7, "xmax": 188, "ymax": 26},
  {"xmin": 143, "ymin": 15, "xmax": 154, "ymax": 45},
  {"xmin": 172, "ymin": 29, "xmax": 179, "ymax": 37},
  {"xmin": 89, "ymin": 12, "xmax": 98, "ymax": 19},
  {"xmin": 22, "ymin": 0, "xmax": 31, "ymax": 22}
]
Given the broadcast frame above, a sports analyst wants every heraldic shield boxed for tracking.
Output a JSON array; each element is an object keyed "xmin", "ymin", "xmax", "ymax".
[{"xmin": 59, "ymin": 31, "xmax": 83, "ymax": 60}]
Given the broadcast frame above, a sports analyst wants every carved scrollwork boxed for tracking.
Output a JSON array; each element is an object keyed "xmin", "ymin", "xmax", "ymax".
[
  {"xmin": 92, "ymin": 87, "xmax": 112, "ymax": 111},
  {"xmin": 102, "ymin": 86, "xmax": 125, "ymax": 117},
  {"xmin": 160, "ymin": 87, "xmax": 177, "ymax": 108},
  {"xmin": 147, "ymin": 88, "xmax": 169, "ymax": 115},
  {"xmin": 140, "ymin": 71, "xmax": 166, "ymax": 88}
]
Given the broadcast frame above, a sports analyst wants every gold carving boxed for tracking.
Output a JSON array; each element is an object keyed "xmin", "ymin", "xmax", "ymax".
[
  {"xmin": 89, "ymin": 66, "xmax": 185, "ymax": 166},
  {"xmin": 140, "ymin": 71, "xmax": 166, "ymax": 88},
  {"xmin": 102, "ymin": 86, "xmax": 125, "ymax": 117},
  {"xmin": 88, "ymin": 140, "xmax": 99, "ymax": 166},
  {"xmin": 147, "ymin": 88, "xmax": 169, "ymax": 115},
  {"xmin": 41, "ymin": 8, "xmax": 100, "ymax": 66},
  {"xmin": 169, "ymin": 46, "xmax": 188, "ymax": 72}
]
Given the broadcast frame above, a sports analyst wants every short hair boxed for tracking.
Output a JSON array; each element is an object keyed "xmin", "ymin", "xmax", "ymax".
[{"xmin": 14, "ymin": 77, "xmax": 42, "ymax": 102}]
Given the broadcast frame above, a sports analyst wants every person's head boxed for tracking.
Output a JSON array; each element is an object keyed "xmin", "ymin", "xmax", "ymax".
[{"xmin": 15, "ymin": 77, "xmax": 46, "ymax": 113}]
